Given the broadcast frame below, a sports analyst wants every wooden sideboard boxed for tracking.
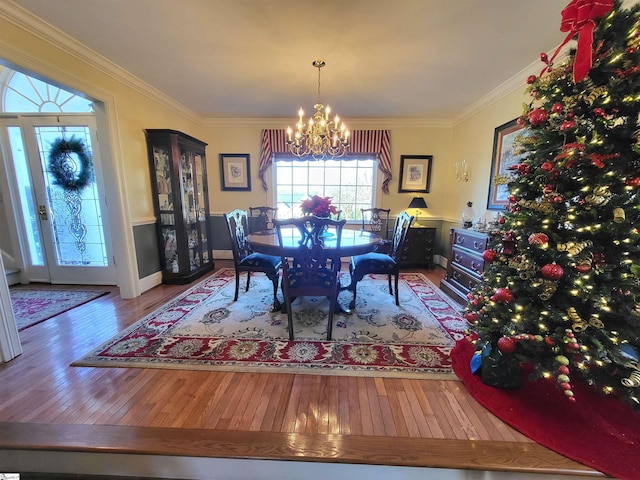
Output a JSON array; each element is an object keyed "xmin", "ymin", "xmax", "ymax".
[
  {"xmin": 399, "ymin": 226, "xmax": 436, "ymax": 268},
  {"xmin": 440, "ymin": 227, "xmax": 489, "ymax": 305}
]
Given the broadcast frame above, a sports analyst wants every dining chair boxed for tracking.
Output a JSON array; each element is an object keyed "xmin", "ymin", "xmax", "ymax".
[
  {"xmin": 361, "ymin": 207, "xmax": 392, "ymax": 253},
  {"xmin": 248, "ymin": 206, "xmax": 278, "ymax": 233},
  {"xmin": 273, "ymin": 216, "xmax": 346, "ymax": 340},
  {"xmin": 223, "ymin": 209, "xmax": 282, "ymax": 311},
  {"xmin": 349, "ymin": 211, "xmax": 414, "ymax": 309}
]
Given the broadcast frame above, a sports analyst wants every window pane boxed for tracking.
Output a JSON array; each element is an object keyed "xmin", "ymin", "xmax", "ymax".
[{"xmin": 274, "ymin": 156, "xmax": 376, "ymax": 220}]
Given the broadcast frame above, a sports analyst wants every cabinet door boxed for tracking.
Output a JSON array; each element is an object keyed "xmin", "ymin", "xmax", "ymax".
[
  {"xmin": 193, "ymin": 150, "xmax": 210, "ymax": 265},
  {"xmin": 152, "ymin": 145, "xmax": 179, "ymax": 274}
]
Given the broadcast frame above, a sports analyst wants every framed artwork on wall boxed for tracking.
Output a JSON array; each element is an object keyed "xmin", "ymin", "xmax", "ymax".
[
  {"xmin": 220, "ymin": 153, "xmax": 251, "ymax": 191},
  {"xmin": 398, "ymin": 155, "xmax": 432, "ymax": 193},
  {"xmin": 487, "ymin": 119, "xmax": 529, "ymax": 210}
]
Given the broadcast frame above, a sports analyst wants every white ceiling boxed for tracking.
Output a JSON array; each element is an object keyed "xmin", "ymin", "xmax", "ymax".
[{"xmin": 10, "ymin": 0, "xmax": 570, "ymax": 122}]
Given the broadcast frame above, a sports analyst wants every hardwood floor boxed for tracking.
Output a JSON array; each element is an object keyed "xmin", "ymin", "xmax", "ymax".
[{"xmin": 0, "ymin": 262, "xmax": 603, "ymax": 478}]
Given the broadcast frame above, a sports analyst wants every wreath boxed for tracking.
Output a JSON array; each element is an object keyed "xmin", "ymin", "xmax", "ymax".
[{"xmin": 47, "ymin": 136, "xmax": 94, "ymax": 191}]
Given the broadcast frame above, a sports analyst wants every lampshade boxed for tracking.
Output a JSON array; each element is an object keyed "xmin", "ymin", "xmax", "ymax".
[{"xmin": 408, "ymin": 197, "xmax": 428, "ymax": 209}]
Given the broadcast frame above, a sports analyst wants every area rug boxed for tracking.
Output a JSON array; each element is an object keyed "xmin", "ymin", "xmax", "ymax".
[
  {"xmin": 73, "ymin": 268, "xmax": 466, "ymax": 378},
  {"xmin": 451, "ymin": 338, "xmax": 640, "ymax": 480},
  {"xmin": 10, "ymin": 288, "xmax": 109, "ymax": 331}
]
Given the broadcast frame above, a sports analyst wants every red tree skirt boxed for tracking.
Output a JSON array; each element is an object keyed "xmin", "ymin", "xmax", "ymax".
[{"xmin": 451, "ymin": 339, "xmax": 639, "ymax": 480}]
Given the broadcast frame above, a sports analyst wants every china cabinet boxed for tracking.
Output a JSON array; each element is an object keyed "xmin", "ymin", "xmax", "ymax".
[{"xmin": 145, "ymin": 129, "xmax": 214, "ymax": 284}]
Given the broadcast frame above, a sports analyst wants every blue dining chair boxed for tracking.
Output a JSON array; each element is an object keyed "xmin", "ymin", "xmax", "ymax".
[
  {"xmin": 348, "ymin": 211, "xmax": 414, "ymax": 309},
  {"xmin": 273, "ymin": 216, "xmax": 346, "ymax": 340},
  {"xmin": 223, "ymin": 209, "xmax": 282, "ymax": 311}
]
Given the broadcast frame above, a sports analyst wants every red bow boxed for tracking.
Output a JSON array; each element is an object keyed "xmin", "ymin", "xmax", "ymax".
[{"xmin": 544, "ymin": 0, "xmax": 614, "ymax": 82}]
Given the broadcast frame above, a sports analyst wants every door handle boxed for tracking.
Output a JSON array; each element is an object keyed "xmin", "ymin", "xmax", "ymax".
[{"xmin": 38, "ymin": 205, "xmax": 48, "ymax": 221}]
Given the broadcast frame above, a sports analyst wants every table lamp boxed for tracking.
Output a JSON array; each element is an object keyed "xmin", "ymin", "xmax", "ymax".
[{"xmin": 407, "ymin": 197, "xmax": 428, "ymax": 226}]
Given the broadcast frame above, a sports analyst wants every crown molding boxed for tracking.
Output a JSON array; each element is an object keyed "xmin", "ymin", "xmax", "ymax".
[
  {"xmin": 202, "ymin": 117, "xmax": 452, "ymax": 129},
  {"xmin": 0, "ymin": 0, "xmax": 202, "ymax": 123}
]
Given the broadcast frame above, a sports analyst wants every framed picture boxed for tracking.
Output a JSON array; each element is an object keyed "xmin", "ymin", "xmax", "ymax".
[
  {"xmin": 487, "ymin": 119, "xmax": 529, "ymax": 210},
  {"xmin": 220, "ymin": 153, "xmax": 251, "ymax": 191},
  {"xmin": 398, "ymin": 155, "xmax": 432, "ymax": 193}
]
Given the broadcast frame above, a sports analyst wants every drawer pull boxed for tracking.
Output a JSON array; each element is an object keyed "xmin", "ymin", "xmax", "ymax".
[
  {"xmin": 457, "ymin": 237, "xmax": 465, "ymax": 245},
  {"xmin": 473, "ymin": 241, "xmax": 479, "ymax": 249},
  {"xmin": 454, "ymin": 253, "xmax": 461, "ymax": 262},
  {"xmin": 471, "ymin": 261, "xmax": 478, "ymax": 270}
]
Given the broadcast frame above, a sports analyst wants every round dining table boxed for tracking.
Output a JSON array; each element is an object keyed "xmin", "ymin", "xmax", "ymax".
[
  {"xmin": 247, "ymin": 227, "xmax": 382, "ymax": 315},
  {"xmin": 247, "ymin": 227, "xmax": 382, "ymax": 258}
]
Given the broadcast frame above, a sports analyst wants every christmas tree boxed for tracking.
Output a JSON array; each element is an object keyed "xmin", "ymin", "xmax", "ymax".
[{"xmin": 464, "ymin": 0, "xmax": 640, "ymax": 408}]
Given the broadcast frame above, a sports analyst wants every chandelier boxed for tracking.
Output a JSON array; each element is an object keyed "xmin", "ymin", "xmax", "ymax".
[{"xmin": 286, "ymin": 60, "xmax": 350, "ymax": 160}]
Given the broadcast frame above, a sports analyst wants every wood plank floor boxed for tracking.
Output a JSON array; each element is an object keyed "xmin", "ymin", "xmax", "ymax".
[{"xmin": 0, "ymin": 262, "xmax": 604, "ymax": 478}]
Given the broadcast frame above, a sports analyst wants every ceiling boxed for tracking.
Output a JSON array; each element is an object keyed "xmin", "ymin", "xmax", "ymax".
[{"xmin": 10, "ymin": 0, "xmax": 570, "ymax": 122}]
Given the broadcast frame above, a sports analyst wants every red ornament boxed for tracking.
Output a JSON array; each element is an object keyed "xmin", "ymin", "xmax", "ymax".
[
  {"xmin": 528, "ymin": 233, "xmax": 549, "ymax": 246},
  {"xmin": 575, "ymin": 262, "xmax": 591, "ymax": 273},
  {"xmin": 463, "ymin": 312, "xmax": 478, "ymax": 322},
  {"xmin": 545, "ymin": 337, "xmax": 555, "ymax": 346},
  {"xmin": 560, "ymin": 119, "xmax": 576, "ymax": 131},
  {"xmin": 593, "ymin": 107, "xmax": 607, "ymax": 118},
  {"xmin": 527, "ymin": 75, "xmax": 537, "ymax": 84},
  {"xmin": 482, "ymin": 249, "xmax": 497, "ymax": 263},
  {"xmin": 528, "ymin": 108, "xmax": 549, "ymax": 126},
  {"xmin": 540, "ymin": 52, "xmax": 549, "ymax": 64},
  {"xmin": 551, "ymin": 103, "xmax": 564, "ymax": 113},
  {"xmin": 558, "ymin": 365, "xmax": 570, "ymax": 375},
  {"xmin": 497, "ymin": 336, "xmax": 516, "ymax": 354},
  {"xmin": 542, "ymin": 263, "xmax": 564, "ymax": 280},
  {"xmin": 541, "ymin": 161, "xmax": 554, "ymax": 171},
  {"xmin": 491, "ymin": 287, "xmax": 513, "ymax": 303},
  {"xmin": 626, "ymin": 177, "xmax": 640, "ymax": 187}
]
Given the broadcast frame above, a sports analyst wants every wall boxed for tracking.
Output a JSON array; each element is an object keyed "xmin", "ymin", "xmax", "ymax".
[{"xmin": 449, "ymin": 88, "xmax": 531, "ymax": 224}]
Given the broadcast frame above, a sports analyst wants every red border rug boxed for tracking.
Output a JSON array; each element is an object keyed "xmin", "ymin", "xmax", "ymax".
[
  {"xmin": 73, "ymin": 269, "xmax": 465, "ymax": 378},
  {"xmin": 10, "ymin": 288, "xmax": 109, "ymax": 331},
  {"xmin": 452, "ymin": 338, "xmax": 640, "ymax": 480}
]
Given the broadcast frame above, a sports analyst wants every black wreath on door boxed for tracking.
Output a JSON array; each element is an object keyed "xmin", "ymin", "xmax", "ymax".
[{"xmin": 47, "ymin": 136, "xmax": 94, "ymax": 191}]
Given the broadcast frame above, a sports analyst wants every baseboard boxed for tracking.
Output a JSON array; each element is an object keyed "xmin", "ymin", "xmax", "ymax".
[{"xmin": 138, "ymin": 271, "xmax": 162, "ymax": 293}]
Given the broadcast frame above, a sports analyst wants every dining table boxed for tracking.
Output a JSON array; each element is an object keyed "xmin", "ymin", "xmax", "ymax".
[
  {"xmin": 247, "ymin": 226, "xmax": 382, "ymax": 314},
  {"xmin": 247, "ymin": 226, "xmax": 382, "ymax": 258}
]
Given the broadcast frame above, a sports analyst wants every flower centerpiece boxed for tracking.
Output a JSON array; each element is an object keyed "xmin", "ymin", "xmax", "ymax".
[{"xmin": 299, "ymin": 195, "xmax": 338, "ymax": 218}]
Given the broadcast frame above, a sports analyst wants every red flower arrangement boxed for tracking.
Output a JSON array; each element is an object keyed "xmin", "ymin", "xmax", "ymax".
[{"xmin": 300, "ymin": 195, "xmax": 338, "ymax": 218}]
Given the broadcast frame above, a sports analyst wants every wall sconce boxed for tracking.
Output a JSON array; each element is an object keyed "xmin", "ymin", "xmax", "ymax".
[
  {"xmin": 407, "ymin": 196, "xmax": 428, "ymax": 226},
  {"xmin": 455, "ymin": 159, "xmax": 470, "ymax": 182}
]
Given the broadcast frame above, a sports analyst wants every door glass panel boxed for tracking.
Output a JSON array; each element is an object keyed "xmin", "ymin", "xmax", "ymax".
[
  {"xmin": 6, "ymin": 126, "xmax": 44, "ymax": 266},
  {"xmin": 34, "ymin": 125, "xmax": 108, "ymax": 267}
]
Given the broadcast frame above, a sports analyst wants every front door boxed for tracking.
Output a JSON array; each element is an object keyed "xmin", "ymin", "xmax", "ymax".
[{"xmin": 2, "ymin": 115, "xmax": 115, "ymax": 284}]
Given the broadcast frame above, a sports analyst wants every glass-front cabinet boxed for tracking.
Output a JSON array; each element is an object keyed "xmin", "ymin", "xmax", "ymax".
[{"xmin": 145, "ymin": 129, "xmax": 214, "ymax": 284}]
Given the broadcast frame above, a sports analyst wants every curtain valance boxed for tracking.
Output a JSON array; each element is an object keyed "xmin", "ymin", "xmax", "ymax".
[{"xmin": 259, "ymin": 129, "xmax": 392, "ymax": 193}]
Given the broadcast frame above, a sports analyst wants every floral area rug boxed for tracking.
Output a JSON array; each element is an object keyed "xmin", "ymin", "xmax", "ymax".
[
  {"xmin": 10, "ymin": 288, "xmax": 109, "ymax": 331},
  {"xmin": 73, "ymin": 269, "xmax": 466, "ymax": 378}
]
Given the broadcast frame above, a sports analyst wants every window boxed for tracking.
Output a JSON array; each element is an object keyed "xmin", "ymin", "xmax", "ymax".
[
  {"xmin": 2, "ymin": 70, "xmax": 93, "ymax": 113},
  {"xmin": 273, "ymin": 155, "xmax": 377, "ymax": 221}
]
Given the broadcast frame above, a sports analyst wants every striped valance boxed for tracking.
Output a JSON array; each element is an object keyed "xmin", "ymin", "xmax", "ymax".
[{"xmin": 259, "ymin": 129, "xmax": 392, "ymax": 193}]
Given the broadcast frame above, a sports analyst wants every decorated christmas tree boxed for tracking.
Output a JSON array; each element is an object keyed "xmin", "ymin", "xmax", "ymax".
[{"xmin": 464, "ymin": 0, "xmax": 640, "ymax": 408}]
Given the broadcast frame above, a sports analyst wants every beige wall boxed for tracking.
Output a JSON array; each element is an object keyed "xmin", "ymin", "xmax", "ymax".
[
  {"xmin": 448, "ymin": 88, "xmax": 531, "ymax": 224},
  {"xmin": 202, "ymin": 124, "xmax": 454, "ymax": 219}
]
